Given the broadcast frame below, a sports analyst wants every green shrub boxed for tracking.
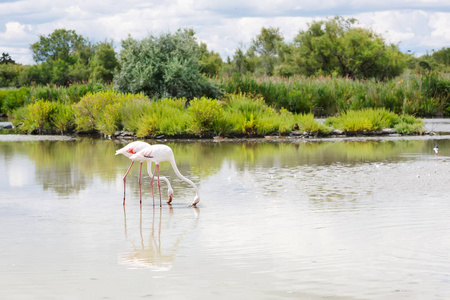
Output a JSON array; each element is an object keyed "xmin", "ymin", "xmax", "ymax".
[
  {"xmin": 294, "ymin": 113, "xmax": 332, "ymax": 134},
  {"xmin": 9, "ymin": 106, "xmax": 33, "ymax": 133},
  {"xmin": 73, "ymin": 90, "xmax": 146, "ymax": 134},
  {"xmin": 394, "ymin": 121, "xmax": 424, "ymax": 134},
  {"xmin": 325, "ymin": 108, "xmax": 399, "ymax": 132},
  {"xmin": 0, "ymin": 87, "xmax": 30, "ymax": 114},
  {"xmin": 28, "ymin": 99, "xmax": 53, "ymax": 132},
  {"xmin": 124, "ymin": 98, "xmax": 191, "ymax": 138},
  {"xmin": 51, "ymin": 102, "xmax": 75, "ymax": 133},
  {"xmin": 189, "ymin": 97, "xmax": 224, "ymax": 135}
]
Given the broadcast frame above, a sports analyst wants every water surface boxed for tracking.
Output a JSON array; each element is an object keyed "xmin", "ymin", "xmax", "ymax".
[{"xmin": 1, "ymin": 133, "xmax": 450, "ymax": 299}]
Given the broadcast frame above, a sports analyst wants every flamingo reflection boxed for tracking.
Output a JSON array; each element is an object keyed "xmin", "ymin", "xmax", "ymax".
[{"xmin": 119, "ymin": 207, "xmax": 199, "ymax": 271}]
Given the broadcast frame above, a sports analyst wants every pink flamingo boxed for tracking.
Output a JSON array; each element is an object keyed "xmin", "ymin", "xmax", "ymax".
[
  {"xmin": 130, "ymin": 144, "xmax": 200, "ymax": 207},
  {"xmin": 115, "ymin": 141, "xmax": 173, "ymax": 205}
]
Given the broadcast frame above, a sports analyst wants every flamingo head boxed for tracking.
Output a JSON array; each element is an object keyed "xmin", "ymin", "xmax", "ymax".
[
  {"xmin": 191, "ymin": 194, "xmax": 200, "ymax": 207},
  {"xmin": 167, "ymin": 188, "xmax": 174, "ymax": 204}
]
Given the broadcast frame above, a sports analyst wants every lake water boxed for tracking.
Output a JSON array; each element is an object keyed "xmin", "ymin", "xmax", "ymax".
[{"xmin": 1, "ymin": 120, "xmax": 450, "ymax": 299}]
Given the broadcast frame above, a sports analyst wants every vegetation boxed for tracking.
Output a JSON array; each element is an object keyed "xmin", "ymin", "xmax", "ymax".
[
  {"xmin": 1, "ymin": 16, "xmax": 448, "ymax": 139},
  {"xmin": 114, "ymin": 29, "xmax": 221, "ymax": 100},
  {"xmin": 8, "ymin": 90, "xmax": 424, "ymax": 136},
  {"xmin": 324, "ymin": 108, "xmax": 423, "ymax": 134},
  {"xmin": 215, "ymin": 71, "xmax": 450, "ymax": 117}
]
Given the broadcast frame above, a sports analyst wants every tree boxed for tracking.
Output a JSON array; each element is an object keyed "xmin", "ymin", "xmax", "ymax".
[
  {"xmin": 249, "ymin": 27, "xmax": 284, "ymax": 75},
  {"xmin": 274, "ymin": 43, "xmax": 298, "ymax": 77},
  {"xmin": 89, "ymin": 41, "xmax": 118, "ymax": 82},
  {"xmin": 31, "ymin": 29, "xmax": 87, "ymax": 63},
  {"xmin": 0, "ymin": 53, "xmax": 16, "ymax": 64},
  {"xmin": 198, "ymin": 42, "xmax": 223, "ymax": 76},
  {"xmin": 230, "ymin": 45, "xmax": 255, "ymax": 74},
  {"xmin": 0, "ymin": 53, "xmax": 20, "ymax": 87},
  {"xmin": 30, "ymin": 29, "xmax": 92, "ymax": 85},
  {"xmin": 293, "ymin": 17, "xmax": 407, "ymax": 80},
  {"xmin": 114, "ymin": 29, "xmax": 220, "ymax": 99},
  {"xmin": 432, "ymin": 47, "xmax": 450, "ymax": 68}
]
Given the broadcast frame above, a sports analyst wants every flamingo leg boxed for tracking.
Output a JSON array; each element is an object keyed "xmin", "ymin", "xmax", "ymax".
[
  {"xmin": 156, "ymin": 164, "xmax": 162, "ymax": 207},
  {"xmin": 149, "ymin": 162, "xmax": 155, "ymax": 204},
  {"xmin": 122, "ymin": 161, "xmax": 135, "ymax": 205},
  {"xmin": 139, "ymin": 162, "xmax": 143, "ymax": 205},
  {"xmin": 151, "ymin": 164, "xmax": 157, "ymax": 208}
]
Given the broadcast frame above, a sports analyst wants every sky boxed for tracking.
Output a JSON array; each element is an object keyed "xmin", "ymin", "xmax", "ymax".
[{"xmin": 1, "ymin": 0, "xmax": 450, "ymax": 65}]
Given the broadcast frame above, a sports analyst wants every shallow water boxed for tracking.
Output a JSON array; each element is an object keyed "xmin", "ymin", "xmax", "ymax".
[{"xmin": 1, "ymin": 134, "xmax": 450, "ymax": 299}]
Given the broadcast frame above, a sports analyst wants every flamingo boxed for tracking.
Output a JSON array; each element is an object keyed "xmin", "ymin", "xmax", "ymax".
[
  {"xmin": 115, "ymin": 141, "xmax": 173, "ymax": 205},
  {"xmin": 130, "ymin": 144, "xmax": 200, "ymax": 207}
]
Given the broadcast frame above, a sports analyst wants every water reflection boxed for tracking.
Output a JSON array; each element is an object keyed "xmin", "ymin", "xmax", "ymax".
[
  {"xmin": 1, "ymin": 137, "xmax": 449, "ymax": 198},
  {"xmin": 119, "ymin": 206, "xmax": 200, "ymax": 271},
  {"xmin": 1, "ymin": 135, "xmax": 450, "ymax": 299}
]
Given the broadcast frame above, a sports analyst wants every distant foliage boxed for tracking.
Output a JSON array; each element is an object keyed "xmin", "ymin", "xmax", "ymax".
[{"xmin": 89, "ymin": 41, "xmax": 118, "ymax": 83}]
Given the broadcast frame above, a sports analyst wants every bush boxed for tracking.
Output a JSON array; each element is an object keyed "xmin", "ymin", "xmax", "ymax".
[
  {"xmin": 394, "ymin": 114, "xmax": 424, "ymax": 134},
  {"xmin": 51, "ymin": 102, "xmax": 75, "ymax": 133},
  {"xmin": 11, "ymin": 99, "xmax": 56, "ymax": 133},
  {"xmin": 0, "ymin": 87, "xmax": 30, "ymax": 114},
  {"xmin": 189, "ymin": 97, "xmax": 224, "ymax": 135},
  {"xmin": 73, "ymin": 90, "xmax": 147, "ymax": 134},
  {"xmin": 124, "ymin": 98, "xmax": 191, "ymax": 137},
  {"xmin": 10, "ymin": 106, "xmax": 33, "ymax": 132},
  {"xmin": 28, "ymin": 99, "xmax": 53, "ymax": 132},
  {"xmin": 114, "ymin": 30, "xmax": 221, "ymax": 99},
  {"xmin": 325, "ymin": 108, "xmax": 400, "ymax": 132}
]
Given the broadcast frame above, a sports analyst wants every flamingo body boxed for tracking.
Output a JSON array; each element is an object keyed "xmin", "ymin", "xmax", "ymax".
[
  {"xmin": 130, "ymin": 144, "xmax": 200, "ymax": 206},
  {"xmin": 116, "ymin": 141, "xmax": 173, "ymax": 205}
]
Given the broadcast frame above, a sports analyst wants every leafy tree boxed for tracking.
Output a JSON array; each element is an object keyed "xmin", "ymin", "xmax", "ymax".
[
  {"xmin": 432, "ymin": 47, "xmax": 450, "ymax": 66},
  {"xmin": 274, "ymin": 43, "xmax": 298, "ymax": 77},
  {"xmin": 114, "ymin": 29, "xmax": 220, "ymax": 99},
  {"xmin": 249, "ymin": 27, "xmax": 284, "ymax": 75},
  {"xmin": 293, "ymin": 17, "xmax": 407, "ymax": 80},
  {"xmin": 231, "ymin": 45, "xmax": 255, "ymax": 74},
  {"xmin": 199, "ymin": 42, "xmax": 223, "ymax": 76},
  {"xmin": 30, "ymin": 29, "xmax": 92, "ymax": 85},
  {"xmin": 0, "ymin": 53, "xmax": 16, "ymax": 64},
  {"xmin": 89, "ymin": 41, "xmax": 118, "ymax": 82},
  {"xmin": 18, "ymin": 63, "xmax": 52, "ymax": 85},
  {"xmin": 31, "ymin": 29, "xmax": 87, "ymax": 63},
  {"xmin": 0, "ymin": 64, "xmax": 25, "ymax": 87}
]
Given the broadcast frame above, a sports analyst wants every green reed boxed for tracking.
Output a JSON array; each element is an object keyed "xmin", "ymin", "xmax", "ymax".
[{"xmin": 214, "ymin": 72, "xmax": 450, "ymax": 117}]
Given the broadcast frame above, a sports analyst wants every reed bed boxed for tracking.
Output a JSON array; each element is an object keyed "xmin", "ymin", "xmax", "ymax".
[{"xmin": 214, "ymin": 71, "xmax": 450, "ymax": 117}]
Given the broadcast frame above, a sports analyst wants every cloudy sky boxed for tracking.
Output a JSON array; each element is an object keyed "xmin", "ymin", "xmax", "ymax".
[{"xmin": 1, "ymin": 0, "xmax": 449, "ymax": 65}]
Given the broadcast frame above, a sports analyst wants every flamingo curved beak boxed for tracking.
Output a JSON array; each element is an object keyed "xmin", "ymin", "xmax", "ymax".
[{"xmin": 167, "ymin": 195, "xmax": 173, "ymax": 204}]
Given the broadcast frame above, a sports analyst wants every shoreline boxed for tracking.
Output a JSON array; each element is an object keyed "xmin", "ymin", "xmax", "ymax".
[
  {"xmin": 2, "ymin": 119, "xmax": 450, "ymax": 143},
  {"xmin": 1, "ymin": 132, "xmax": 449, "ymax": 144}
]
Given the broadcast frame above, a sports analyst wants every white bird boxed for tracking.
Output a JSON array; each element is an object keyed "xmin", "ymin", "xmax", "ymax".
[
  {"xmin": 130, "ymin": 144, "xmax": 200, "ymax": 207},
  {"xmin": 433, "ymin": 144, "xmax": 439, "ymax": 155},
  {"xmin": 115, "ymin": 141, "xmax": 173, "ymax": 205}
]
